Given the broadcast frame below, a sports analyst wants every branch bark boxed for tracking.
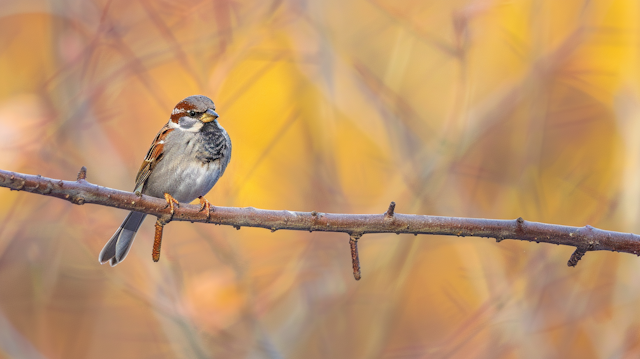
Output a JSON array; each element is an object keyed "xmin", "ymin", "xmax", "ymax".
[{"xmin": 2, "ymin": 168, "xmax": 640, "ymax": 276}]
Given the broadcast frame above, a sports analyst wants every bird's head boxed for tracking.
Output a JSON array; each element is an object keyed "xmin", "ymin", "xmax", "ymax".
[{"xmin": 169, "ymin": 95, "xmax": 219, "ymax": 132}]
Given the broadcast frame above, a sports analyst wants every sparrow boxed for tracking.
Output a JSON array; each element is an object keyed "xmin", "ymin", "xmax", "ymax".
[{"xmin": 99, "ymin": 95, "xmax": 232, "ymax": 266}]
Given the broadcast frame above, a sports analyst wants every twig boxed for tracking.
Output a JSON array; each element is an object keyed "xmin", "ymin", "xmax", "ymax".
[
  {"xmin": 385, "ymin": 201, "xmax": 396, "ymax": 218},
  {"xmin": 153, "ymin": 220, "xmax": 164, "ymax": 262},
  {"xmin": 2, "ymin": 168, "xmax": 640, "ymax": 278},
  {"xmin": 567, "ymin": 247, "xmax": 587, "ymax": 267},
  {"xmin": 349, "ymin": 233, "xmax": 362, "ymax": 280},
  {"xmin": 77, "ymin": 166, "xmax": 87, "ymax": 181}
]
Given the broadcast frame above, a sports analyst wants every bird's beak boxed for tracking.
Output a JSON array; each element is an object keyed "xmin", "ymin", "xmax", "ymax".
[{"xmin": 200, "ymin": 109, "xmax": 219, "ymax": 123}]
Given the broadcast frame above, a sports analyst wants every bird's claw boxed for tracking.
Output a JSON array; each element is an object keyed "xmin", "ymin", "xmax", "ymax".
[
  {"xmin": 163, "ymin": 193, "xmax": 180, "ymax": 221},
  {"xmin": 198, "ymin": 196, "xmax": 213, "ymax": 220}
]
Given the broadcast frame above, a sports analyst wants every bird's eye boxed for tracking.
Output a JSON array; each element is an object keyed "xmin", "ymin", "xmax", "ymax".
[{"xmin": 189, "ymin": 110, "xmax": 196, "ymax": 116}]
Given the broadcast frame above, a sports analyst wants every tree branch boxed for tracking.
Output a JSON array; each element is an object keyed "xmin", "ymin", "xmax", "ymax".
[{"xmin": 2, "ymin": 168, "xmax": 640, "ymax": 277}]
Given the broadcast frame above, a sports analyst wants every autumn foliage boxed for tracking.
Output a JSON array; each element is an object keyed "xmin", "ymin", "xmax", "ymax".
[{"xmin": 0, "ymin": 1, "xmax": 639, "ymax": 358}]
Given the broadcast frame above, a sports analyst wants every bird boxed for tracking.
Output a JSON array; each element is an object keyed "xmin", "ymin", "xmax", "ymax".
[{"xmin": 99, "ymin": 95, "xmax": 232, "ymax": 266}]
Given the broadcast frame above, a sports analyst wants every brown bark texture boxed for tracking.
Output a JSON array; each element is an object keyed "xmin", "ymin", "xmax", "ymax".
[{"xmin": 2, "ymin": 167, "xmax": 640, "ymax": 270}]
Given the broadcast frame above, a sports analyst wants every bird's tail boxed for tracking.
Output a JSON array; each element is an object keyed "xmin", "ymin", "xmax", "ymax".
[{"xmin": 99, "ymin": 211, "xmax": 147, "ymax": 266}]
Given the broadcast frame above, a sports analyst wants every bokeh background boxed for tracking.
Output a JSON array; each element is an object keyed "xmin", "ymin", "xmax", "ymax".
[{"xmin": 0, "ymin": 0, "xmax": 639, "ymax": 358}]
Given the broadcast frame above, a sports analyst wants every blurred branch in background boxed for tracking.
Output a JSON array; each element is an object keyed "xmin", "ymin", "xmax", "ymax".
[
  {"xmin": 2, "ymin": 167, "xmax": 639, "ymax": 280},
  {"xmin": 2, "ymin": 0, "xmax": 640, "ymax": 356}
]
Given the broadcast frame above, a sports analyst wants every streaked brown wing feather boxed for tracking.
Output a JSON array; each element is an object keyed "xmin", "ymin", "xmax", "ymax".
[{"xmin": 133, "ymin": 124, "xmax": 173, "ymax": 194}]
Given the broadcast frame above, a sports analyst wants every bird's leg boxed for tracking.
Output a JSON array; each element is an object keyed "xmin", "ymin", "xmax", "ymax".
[
  {"xmin": 198, "ymin": 196, "xmax": 213, "ymax": 220},
  {"xmin": 163, "ymin": 193, "xmax": 180, "ymax": 221}
]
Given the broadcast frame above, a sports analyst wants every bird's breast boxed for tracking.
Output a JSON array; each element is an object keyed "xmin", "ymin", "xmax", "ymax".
[{"xmin": 142, "ymin": 128, "xmax": 230, "ymax": 202}]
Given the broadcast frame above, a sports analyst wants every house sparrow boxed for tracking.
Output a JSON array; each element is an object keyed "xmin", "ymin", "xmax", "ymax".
[{"xmin": 99, "ymin": 95, "xmax": 232, "ymax": 266}]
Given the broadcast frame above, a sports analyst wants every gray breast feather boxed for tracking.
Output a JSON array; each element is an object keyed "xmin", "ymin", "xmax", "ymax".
[{"xmin": 142, "ymin": 125, "xmax": 231, "ymax": 203}]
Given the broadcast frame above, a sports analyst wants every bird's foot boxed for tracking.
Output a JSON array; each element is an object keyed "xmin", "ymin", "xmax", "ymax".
[
  {"xmin": 198, "ymin": 196, "xmax": 213, "ymax": 221},
  {"xmin": 163, "ymin": 193, "xmax": 180, "ymax": 222}
]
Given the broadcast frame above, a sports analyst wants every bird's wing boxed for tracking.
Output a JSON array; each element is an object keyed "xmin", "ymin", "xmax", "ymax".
[{"xmin": 133, "ymin": 124, "xmax": 174, "ymax": 195}]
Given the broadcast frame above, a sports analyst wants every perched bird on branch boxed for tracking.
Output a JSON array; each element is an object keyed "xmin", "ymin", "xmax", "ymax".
[{"xmin": 99, "ymin": 95, "xmax": 232, "ymax": 266}]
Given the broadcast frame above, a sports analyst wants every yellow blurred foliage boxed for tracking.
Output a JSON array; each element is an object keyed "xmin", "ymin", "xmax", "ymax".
[{"xmin": 1, "ymin": 0, "xmax": 640, "ymax": 358}]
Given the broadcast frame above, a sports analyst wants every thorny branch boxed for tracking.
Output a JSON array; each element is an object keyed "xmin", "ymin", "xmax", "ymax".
[{"xmin": 2, "ymin": 168, "xmax": 640, "ymax": 279}]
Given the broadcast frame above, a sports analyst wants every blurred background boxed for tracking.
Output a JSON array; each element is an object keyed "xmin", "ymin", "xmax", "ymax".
[{"xmin": 0, "ymin": 0, "xmax": 639, "ymax": 357}]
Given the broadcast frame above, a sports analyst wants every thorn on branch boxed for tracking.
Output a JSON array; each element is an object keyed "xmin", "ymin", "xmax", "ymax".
[
  {"xmin": 349, "ymin": 233, "xmax": 362, "ymax": 281},
  {"xmin": 77, "ymin": 166, "xmax": 87, "ymax": 181},
  {"xmin": 568, "ymin": 247, "xmax": 587, "ymax": 267},
  {"xmin": 385, "ymin": 201, "xmax": 396, "ymax": 218}
]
